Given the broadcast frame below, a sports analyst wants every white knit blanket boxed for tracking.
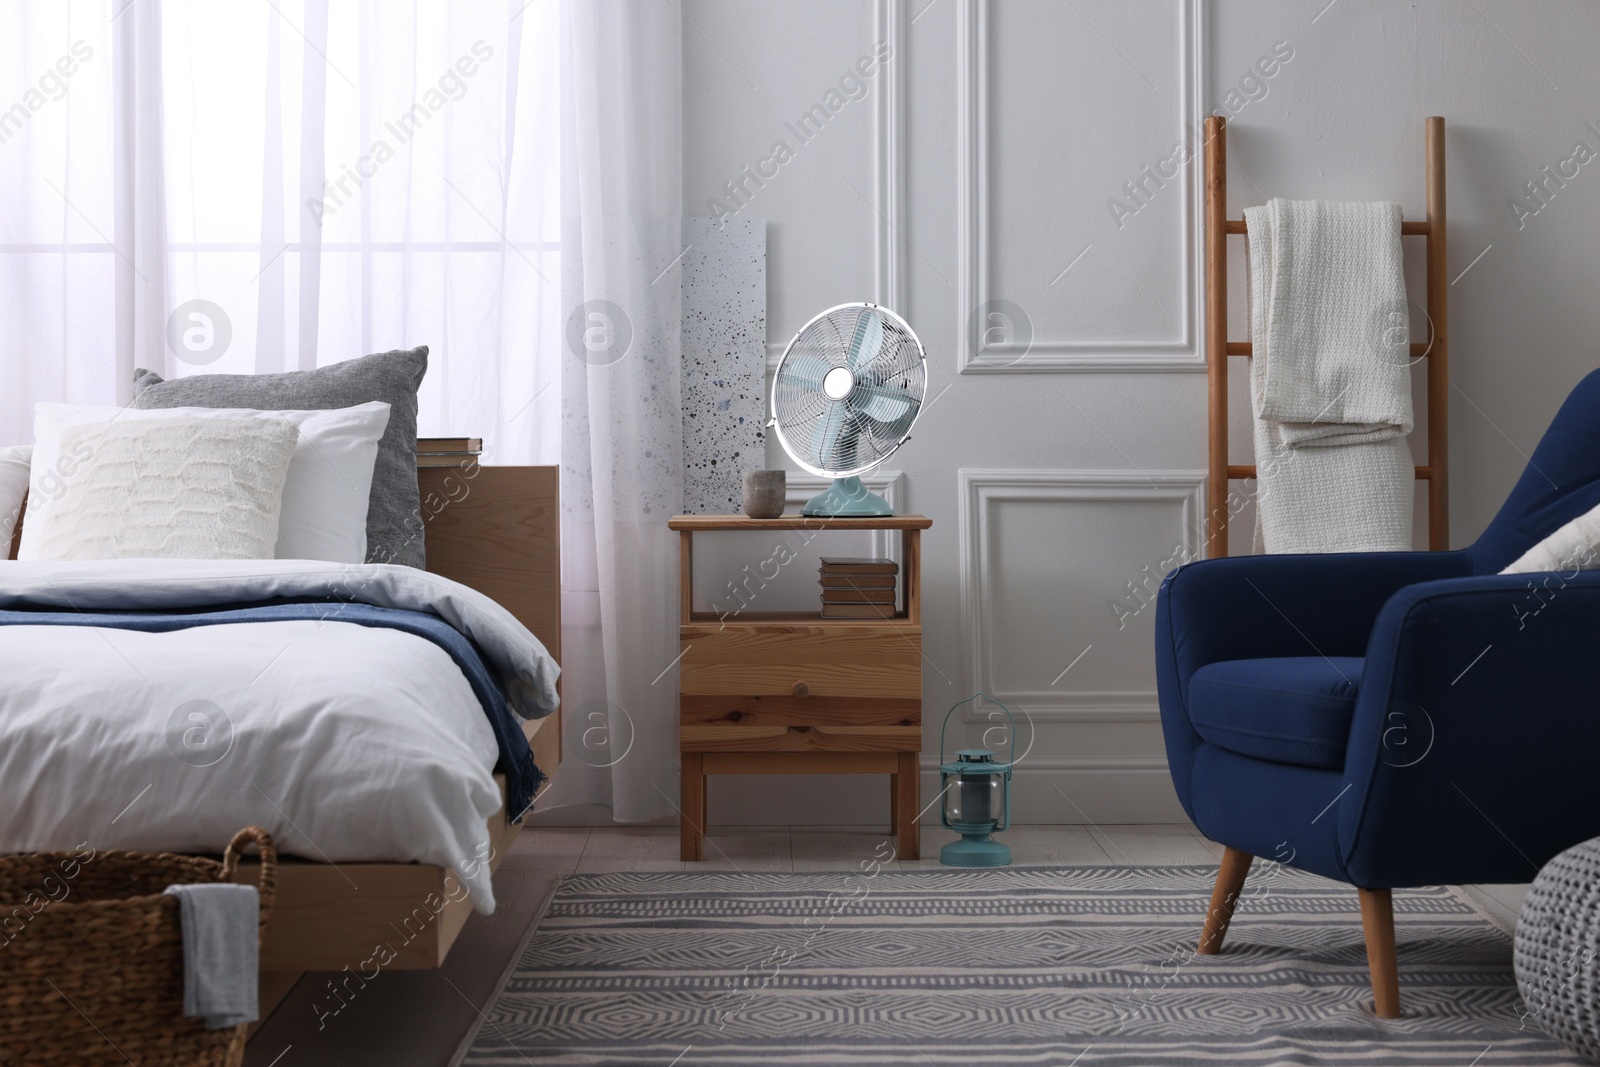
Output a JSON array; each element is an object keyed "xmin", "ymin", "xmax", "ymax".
[{"xmin": 1245, "ymin": 198, "xmax": 1415, "ymax": 553}]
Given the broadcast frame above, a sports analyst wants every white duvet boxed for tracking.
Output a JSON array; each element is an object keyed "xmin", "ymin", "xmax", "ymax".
[{"xmin": 0, "ymin": 560, "xmax": 562, "ymax": 913}]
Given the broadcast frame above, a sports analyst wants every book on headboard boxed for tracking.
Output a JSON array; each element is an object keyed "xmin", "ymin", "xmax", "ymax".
[
  {"xmin": 417, "ymin": 437, "xmax": 483, "ymax": 467},
  {"xmin": 417, "ymin": 437, "xmax": 483, "ymax": 454}
]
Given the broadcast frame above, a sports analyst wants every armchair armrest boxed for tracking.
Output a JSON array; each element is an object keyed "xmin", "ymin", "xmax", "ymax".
[{"xmin": 1339, "ymin": 568, "xmax": 1600, "ymax": 887}]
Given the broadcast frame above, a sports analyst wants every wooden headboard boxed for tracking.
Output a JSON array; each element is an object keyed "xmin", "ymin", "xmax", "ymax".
[
  {"xmin": 419, "ymin": 463, "xmax": 563, "ymax": 778},
  {"xmin": 419, "ymin": 464, "xmax": 561, "ymax": 665}
]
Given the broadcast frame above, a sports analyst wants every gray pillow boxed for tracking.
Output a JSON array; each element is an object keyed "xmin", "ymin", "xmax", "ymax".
[{"xmin": 131, "ymin": 346, "xmax": 429, "ymax": 568}]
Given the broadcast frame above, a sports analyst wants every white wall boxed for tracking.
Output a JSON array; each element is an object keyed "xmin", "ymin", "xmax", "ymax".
[{"xmin": 681, "ymin": 0, "xmax": 1600, "ymax": 826}]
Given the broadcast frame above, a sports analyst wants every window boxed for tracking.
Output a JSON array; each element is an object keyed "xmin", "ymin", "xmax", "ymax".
[{"xmin": 1, "ymin": 0, "xmax": 559, "ymax": 461}]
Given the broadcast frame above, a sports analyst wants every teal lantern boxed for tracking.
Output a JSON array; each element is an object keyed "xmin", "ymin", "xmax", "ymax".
[{"xmin": 938, "ymin": 694, "xmax": 1015, "ymax": 867}]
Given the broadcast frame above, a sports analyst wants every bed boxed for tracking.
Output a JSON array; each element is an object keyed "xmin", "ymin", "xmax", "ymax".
[{"xmin": 1, "ymin": 461, "xmax": 562, "ymax": 1012}]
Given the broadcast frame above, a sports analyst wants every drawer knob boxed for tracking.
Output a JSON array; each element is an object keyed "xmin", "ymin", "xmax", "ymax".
[{"xmin": 792, "ymin": 681, "xmax": 811, "ymax": 698}]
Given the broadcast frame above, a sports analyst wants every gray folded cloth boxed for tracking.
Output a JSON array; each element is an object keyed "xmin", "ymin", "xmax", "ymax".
[{"xmin": 163, "ymin": 883, "xmax": 260, "ymax": 1030}]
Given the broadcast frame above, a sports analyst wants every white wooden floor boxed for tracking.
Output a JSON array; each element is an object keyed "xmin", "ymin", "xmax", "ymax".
[{"xmin": 516, "ymin": 822, "xmax": 1529, "ymax": 933}]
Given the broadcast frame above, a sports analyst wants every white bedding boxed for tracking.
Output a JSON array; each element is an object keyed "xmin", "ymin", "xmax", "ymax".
[{"xmin": 0, "ymin": 560, "xmax": 563, "ymax": 913}]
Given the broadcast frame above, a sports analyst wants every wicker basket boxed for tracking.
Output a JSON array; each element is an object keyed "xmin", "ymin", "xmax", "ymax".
[{"xmin": 0, "ymin": 826, "xmax": 277, "ymax": 1067}]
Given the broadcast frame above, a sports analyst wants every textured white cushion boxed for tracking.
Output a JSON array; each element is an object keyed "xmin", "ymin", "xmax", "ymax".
[
  {"xmin": 26, "ymin": 416, "xmax": 299, "ymax": 561},
  {"xmin": 0, "ymin": 445, "xmax": 29, "ymax": 554},
  {"xmin": 1502, "ymin": 501, "xmax": 1600, "ymax": 574},
  {"xmin": 20, "ymin": 402, "xmax": 390, "ymax": 563}
]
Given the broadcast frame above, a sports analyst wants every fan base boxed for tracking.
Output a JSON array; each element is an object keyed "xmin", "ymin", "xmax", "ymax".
[{"xmin": 800, "ymin": 475, "xmax": 893, "ymax": 517}]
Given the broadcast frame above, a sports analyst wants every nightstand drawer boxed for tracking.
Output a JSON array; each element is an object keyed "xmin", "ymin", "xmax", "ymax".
[
  {"xmin": 681, "ymin": 694, "xmax": 920, "ymax": 727},
  {"xmin": 677, "ymin": 627, "xmax": 920, "ymax": 699},
  {"xmin": 681, "ymin": 724, "xmax": 921, "ymax": 753}
]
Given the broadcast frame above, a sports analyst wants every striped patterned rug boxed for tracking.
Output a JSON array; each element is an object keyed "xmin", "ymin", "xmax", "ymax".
[{"xmin": 461, "ymin": 866, "xmax": 1578, "ymax": 1065}]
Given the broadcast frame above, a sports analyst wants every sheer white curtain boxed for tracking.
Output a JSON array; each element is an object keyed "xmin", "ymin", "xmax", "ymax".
[
  {"xmin": 1, "ymin": 0, "xmax": 686, "ymax": 824},
  {"xmin": 545, "ymin": 0, "xmax": 683, "ymax": 823},
  {"xmin": 1, "ymin": 0, "xmax": 560, "ymax": 459},
  {"xmin": 0, "ymin": 2, "xmax": 118, "ymax": 422}
]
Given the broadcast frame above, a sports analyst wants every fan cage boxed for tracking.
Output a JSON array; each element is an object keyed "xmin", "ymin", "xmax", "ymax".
[{"xmin": 771, "ymin": 302, "xmax": 927, "ymax": 479}]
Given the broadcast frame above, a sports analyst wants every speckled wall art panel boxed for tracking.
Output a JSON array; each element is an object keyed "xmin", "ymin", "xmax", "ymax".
[{"xmin": 681, "ymin": 217, "xmax": 766, "ymax": 515}]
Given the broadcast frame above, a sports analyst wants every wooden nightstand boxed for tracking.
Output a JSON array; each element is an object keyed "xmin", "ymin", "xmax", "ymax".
[{"xmin": 668, "ymin": 514, "xmax": 931, "ymax": 861}]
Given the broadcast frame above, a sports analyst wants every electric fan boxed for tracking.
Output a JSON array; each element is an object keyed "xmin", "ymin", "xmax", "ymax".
[{"xmin": 771, "ymin": 302, "xmax": 927, "ymax": 516}]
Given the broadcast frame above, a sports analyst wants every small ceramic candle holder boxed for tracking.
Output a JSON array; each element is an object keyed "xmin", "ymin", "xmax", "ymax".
[{"xmin": 743, "ymin": 469, "xmax": 786, "ymax": 519}]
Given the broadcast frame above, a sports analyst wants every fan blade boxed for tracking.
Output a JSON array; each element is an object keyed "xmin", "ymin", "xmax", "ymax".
[
  {"xmin": 777, "ymin": 351, "xmax": 832, "ymax": 389},
  {"xmin": 809, "ymin": 401, "xmax": 851, "ymax": 470},
  {"xmin": 846, "ymin": 310, "xmax": 885, "ymax": 372},
  {"xmin": 850, "ymin": 383, "xmax": 917, "ymax": 425}
]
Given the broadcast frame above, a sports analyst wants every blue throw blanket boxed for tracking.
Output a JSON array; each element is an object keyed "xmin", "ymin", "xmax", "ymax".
[{"xmin": 0, "ymin": 602, "xmax": 545, "ymax": 819}]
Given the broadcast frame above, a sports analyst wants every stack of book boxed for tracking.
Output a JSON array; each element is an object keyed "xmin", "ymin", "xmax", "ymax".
[
  {"xmin": 416, "ymin": 437, "xmax": 483, "ymax": 468},
  {"xmin": 819, "ymin": 556, "xmax": 898, "ymax": 618}
]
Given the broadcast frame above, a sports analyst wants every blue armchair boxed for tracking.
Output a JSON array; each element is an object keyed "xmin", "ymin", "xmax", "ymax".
[{"xmin": 1157, "ymin": 368, "xmax": 1600, "ymax": 1018}]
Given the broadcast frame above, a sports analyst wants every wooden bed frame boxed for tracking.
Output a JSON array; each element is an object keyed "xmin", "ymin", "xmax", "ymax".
[{"xmin": 8, "ymin": 462, "xmax": 563, "ymax": 1004}]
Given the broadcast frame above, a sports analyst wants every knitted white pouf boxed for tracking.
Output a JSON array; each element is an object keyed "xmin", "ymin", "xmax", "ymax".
[{"xmin": 1516, "ymin": 837, "xmax": 1600, "ymax": 1063}]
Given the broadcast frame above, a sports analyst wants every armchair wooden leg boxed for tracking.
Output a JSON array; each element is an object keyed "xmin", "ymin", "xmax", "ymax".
[
  {"xmin": 1359, "ymin": 887, "xmax": 1401, "ymax": 1019},
  {"xmin": 1198, "ymin": 846, "xmax": 1253, "ymax": 955}
]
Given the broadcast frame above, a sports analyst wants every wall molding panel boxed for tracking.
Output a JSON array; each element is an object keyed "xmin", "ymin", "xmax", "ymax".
[
  {"xmin": 955, "ymin": 0, "xmax": 1206, "ymax": 374},
  {"xmin": 958, "ymin": 469, "xmax": 1207, "ymax": 721},
  {"xmin": 767, "ymin": 0, "xmax": 907, "ymax": 371}
]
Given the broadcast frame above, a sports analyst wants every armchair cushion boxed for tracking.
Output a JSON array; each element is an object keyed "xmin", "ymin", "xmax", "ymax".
[{"xmin": 1189, "ymin": 656, "xmax": 1362, "ymax": 770}]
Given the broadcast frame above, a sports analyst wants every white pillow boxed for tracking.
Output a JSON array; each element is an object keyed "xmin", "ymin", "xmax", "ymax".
[
  {"xmin": 1502, "ymin": 500, "xmax": 1600, "ymax": 574},
  {"xmin": 21, "ymin": 401, "xmax": 390, "ymax": 564},
  {"xmin": 26, "ymin": 416, "xmax": 300, "ymax": 562},
  {"xmin": 0, "ymin": 445, "xmax": 29, "ymax": 555}
]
